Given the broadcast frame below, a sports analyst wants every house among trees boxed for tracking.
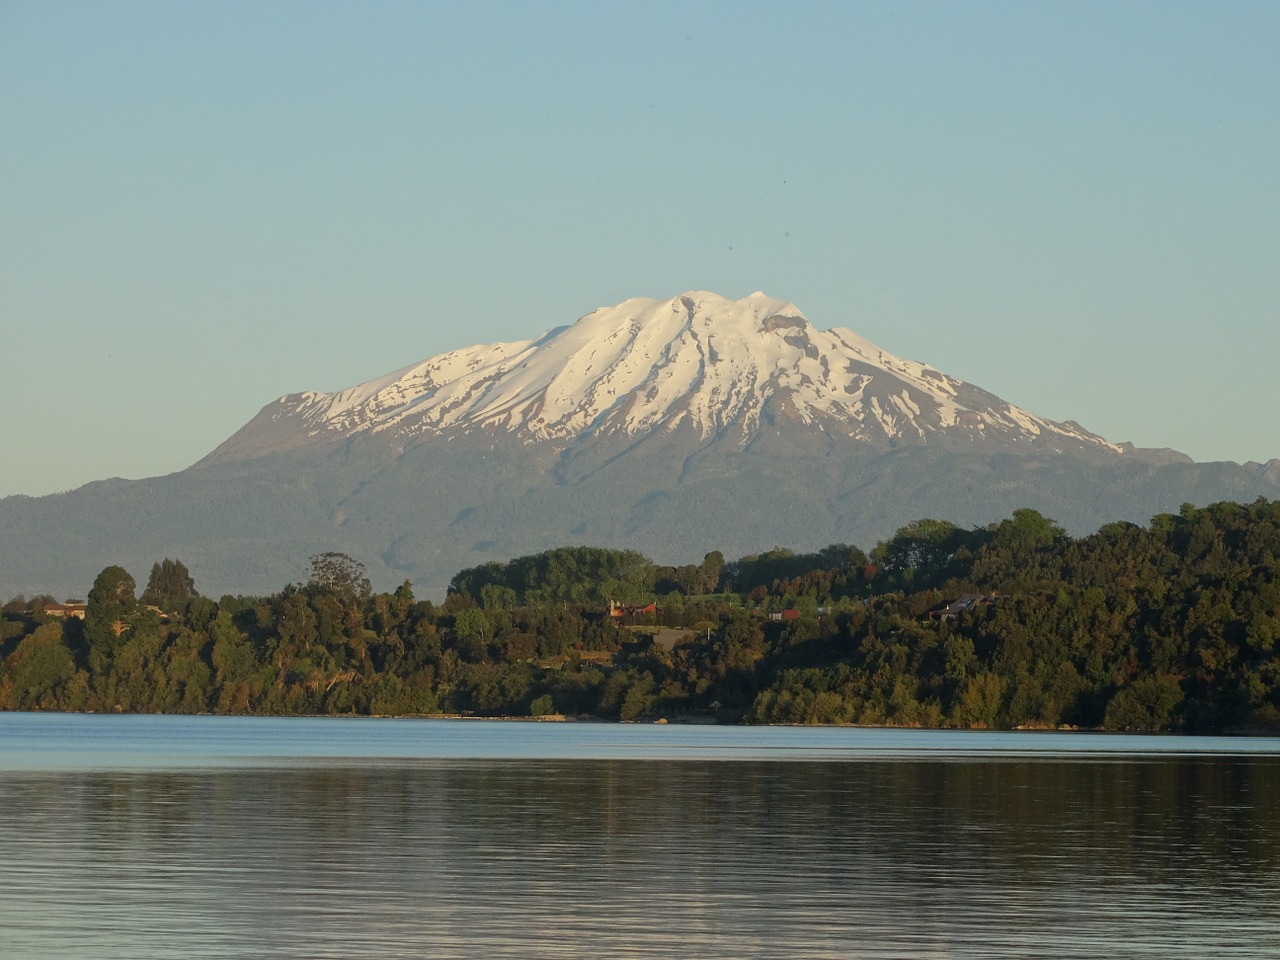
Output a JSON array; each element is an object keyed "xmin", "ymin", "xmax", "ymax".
[
  {"xmin": 927, "ymin": 594, "xmax": 999, "ymax": 622},
  {"xmin": 43, "ymin": 602, "xmax": 87, "ymax": 620},
  {"xmin": 608, "ymin": 600, "xmax": 657, "ymax": 623}
]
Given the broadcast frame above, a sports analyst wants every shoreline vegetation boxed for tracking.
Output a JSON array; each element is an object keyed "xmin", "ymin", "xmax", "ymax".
[{"xmin": 4, "ymin": 500, "xmax": 1280, "ymax": 733}]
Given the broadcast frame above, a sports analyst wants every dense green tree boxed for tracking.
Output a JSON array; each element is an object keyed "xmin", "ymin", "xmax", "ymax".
[
  {"xmin": 4, "ymin": 622, "xmax": 83, "ymax": 710},
  {"xmin": 141, "ymin": 558, "xmax": 198, "ymax": 613},
  {"xmin": 1103, "ymin": 673, "xmax": 1185, "ymax": 731},
  {"xmin": 84, "ymin": 565, "xmax": 138, "ymax": 668},
  {"xmin": 992, "ymin": 508, "xmax": 1067, "ymax": 549},
  {"xmin": 307, "ymin": 552, "xmax": 372, "ymax": 606},
  {"xmin": 451, "ymin": 546, "xmax": 656, "ymax": 607},
  {"xmin": 871, "ymin": 519, "xmax": 977, "ymax": 589}
]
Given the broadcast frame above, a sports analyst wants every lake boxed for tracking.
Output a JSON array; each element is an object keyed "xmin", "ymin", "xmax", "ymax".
[{"xmin": 1, "ymin": 714, "xmax": 1278, "ymax": 959}]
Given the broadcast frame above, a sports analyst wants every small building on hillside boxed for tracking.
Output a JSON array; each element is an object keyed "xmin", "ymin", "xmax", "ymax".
[
  {"xmin": 608, "ymin": 600, "xmax": 658, "ymax": 624},
  {"xmin": 927, "ymin": 593, "xmax": 999, "ymax": 622},
  {"xmin": 44, "ymin": 602, "xmax": 87, "ymax": 620}
]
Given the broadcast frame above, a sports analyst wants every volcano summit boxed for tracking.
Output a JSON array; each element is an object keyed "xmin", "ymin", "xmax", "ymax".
[{"xmin": 204, "ymin": 291, "xmax": 1118, "ymax": 464}]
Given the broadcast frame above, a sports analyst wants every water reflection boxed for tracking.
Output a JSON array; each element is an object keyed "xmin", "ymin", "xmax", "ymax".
[{"xmin": 2, "ymin": 757, "xmax": 1278, "ymax": 959}]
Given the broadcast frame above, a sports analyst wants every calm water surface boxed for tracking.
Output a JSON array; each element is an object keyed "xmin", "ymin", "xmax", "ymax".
[{"xmin": 1, "ymin": 714, "xmax": 1277, "ymax": 959}]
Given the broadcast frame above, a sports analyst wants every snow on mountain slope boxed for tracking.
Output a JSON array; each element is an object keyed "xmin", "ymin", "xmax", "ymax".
[{"xmin": 224, "ymin": 292, "xmax": 1123, "ymax": 457}]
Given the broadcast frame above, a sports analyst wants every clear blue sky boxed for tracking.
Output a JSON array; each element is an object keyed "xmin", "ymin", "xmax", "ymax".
[{"xmin": 3, "ymin": 1, "xmax": 1278, "ymax": 497}]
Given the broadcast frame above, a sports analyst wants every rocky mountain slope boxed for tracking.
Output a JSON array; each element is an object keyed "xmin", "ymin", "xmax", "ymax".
[{"xmin": 4, "ymin": 292, "xmax": 1279, "ymax": 599}]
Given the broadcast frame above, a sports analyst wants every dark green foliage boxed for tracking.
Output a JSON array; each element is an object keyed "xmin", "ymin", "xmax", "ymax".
[
  {"xmin": 141, "ymin": 558, "xmax": 198, "ymax": 613},
  {"xmin": 870, "ymin": 519, "xmax": 983, "ymax": 591},
  {"xmin": 727, "ymin": 544, "xmax": 868, "ymax": 599},
  {"xmin": 451, "ymin": 546, "xmax": 657, "ymax": 607},
  {"xmin": 83, "ymin": 565, "xmax": 138, "ymax": 669},
  {"xmin": 5, "ymin": 499, "xmax": 1280, "ymax": 730},
  {"xmin": 3, "ymin": 622, "xmax": 84, "ymax": 710},
  {"xmin": 306, "ymin": 552, "xmax": 372, "ymax": 606}
]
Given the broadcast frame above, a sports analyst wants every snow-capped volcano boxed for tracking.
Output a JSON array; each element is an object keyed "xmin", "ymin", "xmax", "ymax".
[
  {"xmin": 208, "ymin": 291, "xmax": 1119, "ymax": 462},
  {"xmin": 10, "ymin": 290, "xmax": 1280, "ymax": 600}
]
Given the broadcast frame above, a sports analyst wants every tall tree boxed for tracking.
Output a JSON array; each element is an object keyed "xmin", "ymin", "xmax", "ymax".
[
  {"xmin": 307, "ymin": 552, "xmax": 372, "ymax": 606},
  {"xmin": 698, "ymin": 550, "xmax": 726, "ymax": 593},
  {"xmin": 872, "ymin": 519, "xmax": 973, "ymax": 587},
  {"xmin": 141, "ymin": 558, "xmax": 198, "ymax": 613},
  {"xmin": 84, "ymin": 565, "xmax": 138, "ymax": 665}
]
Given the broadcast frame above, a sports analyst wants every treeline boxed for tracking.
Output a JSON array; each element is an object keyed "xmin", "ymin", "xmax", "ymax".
[{"xmin": 3, "ymin": 501, "xmax": 1280, "ymax": 731}]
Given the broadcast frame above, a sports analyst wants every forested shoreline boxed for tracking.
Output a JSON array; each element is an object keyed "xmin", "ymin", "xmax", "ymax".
[{"xmin": 4, "ymin": 499, "xmax": 1280, "ymax": 732}]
